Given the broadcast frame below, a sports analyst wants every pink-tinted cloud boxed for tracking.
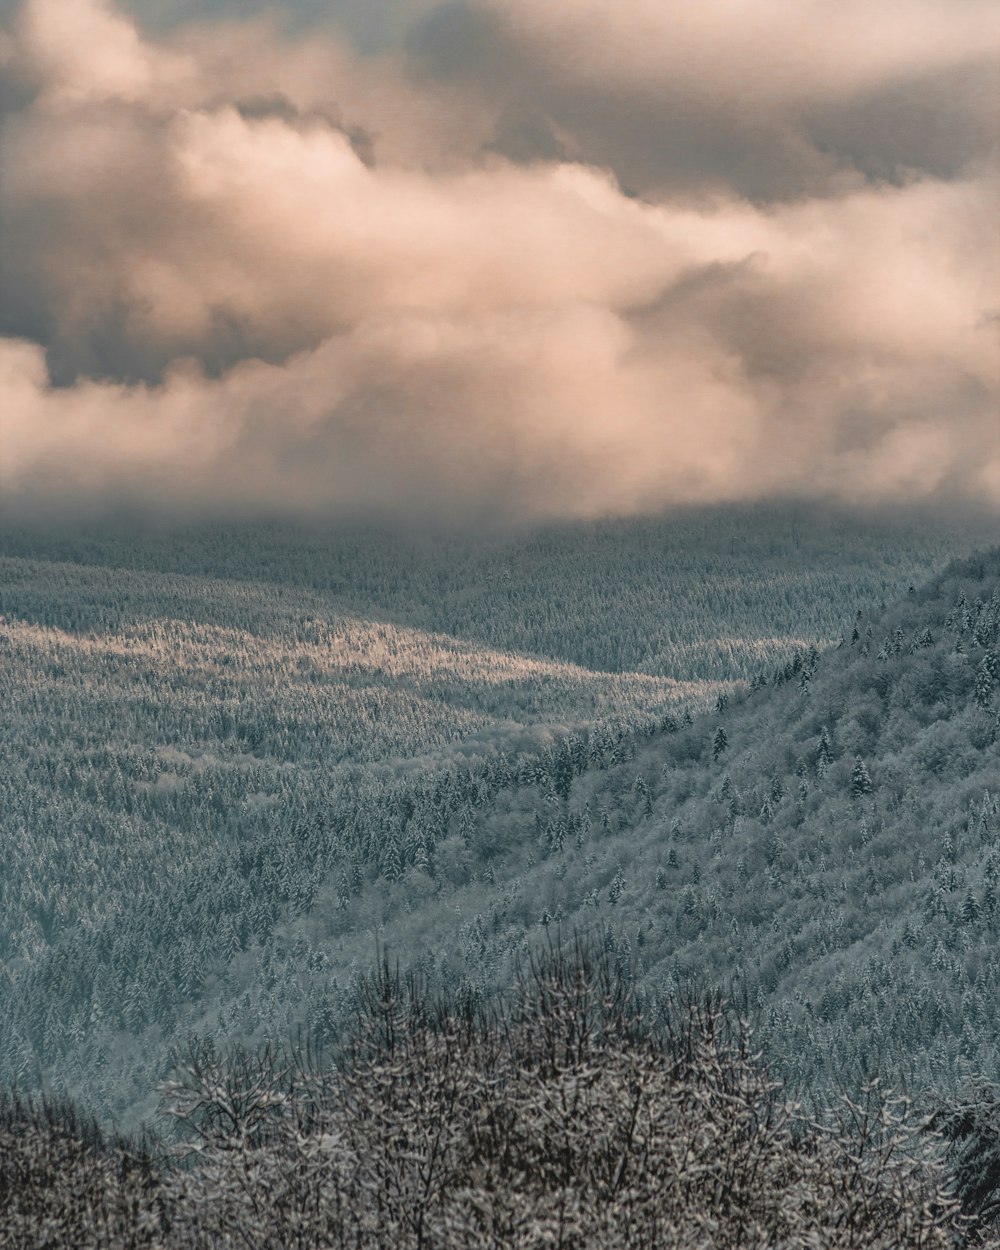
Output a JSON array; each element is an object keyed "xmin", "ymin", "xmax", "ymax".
[{"xmin": 1, "ymin": 0, "xmax": 997, "ymax": 524}]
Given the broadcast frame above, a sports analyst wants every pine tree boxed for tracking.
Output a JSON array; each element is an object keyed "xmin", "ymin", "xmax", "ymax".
[
  {"xmin": 712, "ymin": 727, "xmax": 729, "ymax": 761},
  {"xmin": 850, "ymin": 757, "xmax": 873, "ymax": 798},
  {"xmin": 553, "ymin": 740, "xmax": 575, "ymax": 801},
  {"xmin": 816, "ymin": 726, "xmax": 833, "ymax": 777},
  {"xmin": 975, "ymin": 653, "xmax": 997, "ymax": 711}
]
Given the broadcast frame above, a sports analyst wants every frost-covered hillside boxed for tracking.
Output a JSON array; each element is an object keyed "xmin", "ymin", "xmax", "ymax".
[{"xmin": 0, "ymin": 505, "xmax": 992, "ymax": 1123}]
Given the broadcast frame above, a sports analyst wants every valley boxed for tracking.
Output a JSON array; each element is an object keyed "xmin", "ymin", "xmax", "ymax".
[{"xmin": 0, "ymin": 505, "xmax": 994, "ymax": 1127}]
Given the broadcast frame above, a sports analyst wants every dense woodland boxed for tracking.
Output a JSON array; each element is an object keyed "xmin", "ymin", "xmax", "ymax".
[{"xmin": 2, "ymin": 505, "xmax": 1000, "ymax": 1242}]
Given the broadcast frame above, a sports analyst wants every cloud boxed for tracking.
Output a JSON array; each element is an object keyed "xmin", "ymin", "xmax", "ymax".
[
  {"xmin": 410, "ymin": 0, "xmax": 999, "ymax": 199},
  {"xmin": 464, "ymin": 0, "xmax": 995, "ymax": 106},
  {"xmin": 1, "ymin": 0, "xmax": 998, "ymax": 525}
]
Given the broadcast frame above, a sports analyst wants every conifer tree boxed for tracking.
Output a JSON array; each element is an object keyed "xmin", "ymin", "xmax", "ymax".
[
  {"xmin": 975, "ymin": 654, "xmax": 996, "ymax": 711},
  {"xmin": 816, "ymin": 726, "xmax": 833, "ymax": 777},
  {"xmin": 850, "ymin": 756, "xmax": 874, "ymax": 798}
]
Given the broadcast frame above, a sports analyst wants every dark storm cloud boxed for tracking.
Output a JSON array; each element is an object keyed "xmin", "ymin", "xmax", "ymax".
[{"xmin": 407, "ymin": 0, "xmax": 999, "ymax": 199}]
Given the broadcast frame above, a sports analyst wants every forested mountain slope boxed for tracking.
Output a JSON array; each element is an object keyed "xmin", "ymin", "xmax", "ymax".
[
  {"xmin": 351, "ymin": 546, "xmax": 1000, "ymax": 1099},
  {"xmin": 0, "ymin": 508, "xmax": 993, "ymax": 1126}
]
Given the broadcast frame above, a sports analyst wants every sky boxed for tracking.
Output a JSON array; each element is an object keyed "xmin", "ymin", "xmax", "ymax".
[{"xmin": 1, "ymin": 0, "xmax": 998, "ymax": 525}]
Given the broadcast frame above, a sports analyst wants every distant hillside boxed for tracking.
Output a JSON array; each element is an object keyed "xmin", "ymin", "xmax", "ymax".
[{"xmin": 2, "ymin": 505, "xmax": 990, "ymax": 681}]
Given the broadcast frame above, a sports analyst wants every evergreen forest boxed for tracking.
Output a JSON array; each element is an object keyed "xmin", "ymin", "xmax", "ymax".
[{"xmin": 3, "ymin": 504, "xmax": 1000, "ymax": 1245}]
